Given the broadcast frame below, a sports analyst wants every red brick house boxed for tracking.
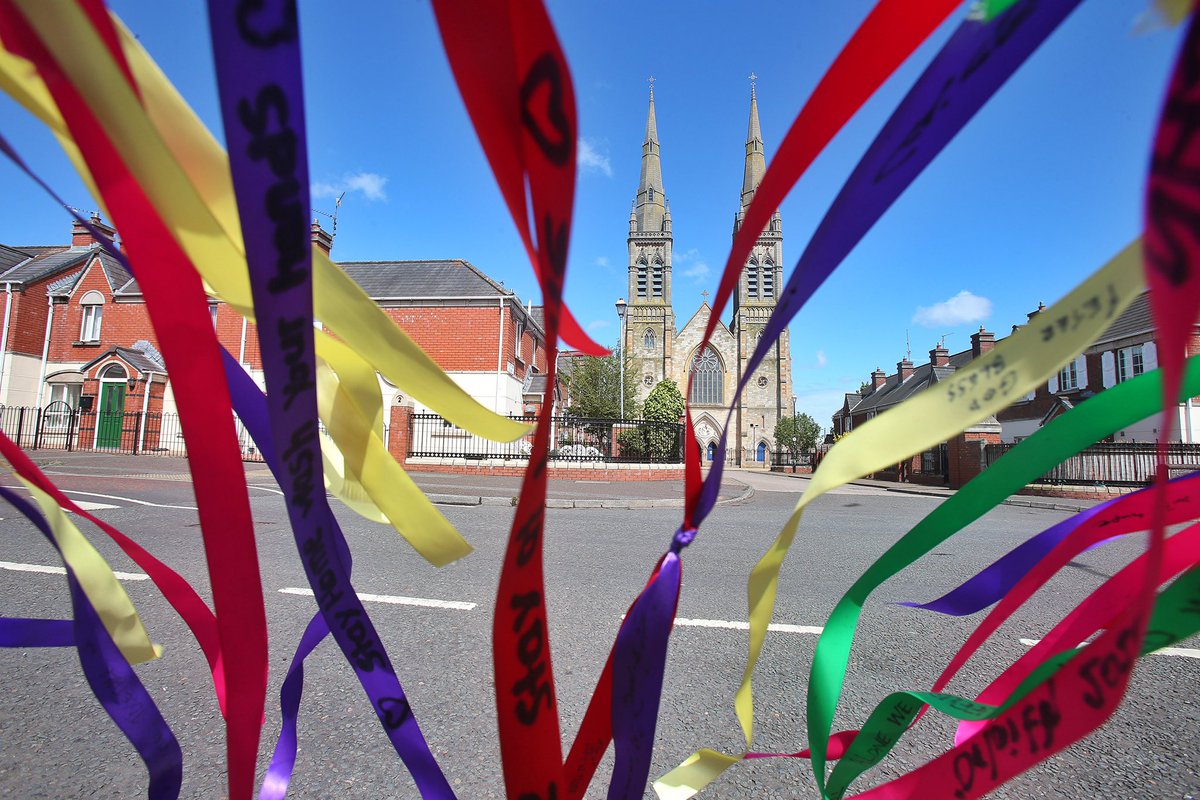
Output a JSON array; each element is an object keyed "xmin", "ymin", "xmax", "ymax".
[
  {"xmin": 831, "ymin": 295, "xmax": 1200, "ymax": 487},
  {"xmin": 0, "ymin": 216, "xmax": 548, "ymax": 447}
]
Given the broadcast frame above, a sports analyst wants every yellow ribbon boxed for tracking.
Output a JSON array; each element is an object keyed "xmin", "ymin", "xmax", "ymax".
[
  {"xmin": 1, "ymin": 4, "xmax": 525, "ymax": 563},
  {"xmin": 656, "ymin": 241, "xmax": 1145, "ymax": 798},
  {"xmin": 11, "ymin": 473, "xmax": 161, "ymax": 665}
]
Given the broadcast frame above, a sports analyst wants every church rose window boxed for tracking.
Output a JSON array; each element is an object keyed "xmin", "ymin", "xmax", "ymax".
[
  {"xmin": 689, "ymin": 346, "xmax": 723, "ymax": 405},
  {"xmin": 644, "ymin": 329, "xmax": 656, "ymax": 350}
]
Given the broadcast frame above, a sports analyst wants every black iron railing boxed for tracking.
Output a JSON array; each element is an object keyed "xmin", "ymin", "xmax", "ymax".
[
  {"xmin": 985, "ymin": 441, "xmax": 1200, "ymax": 487},
  {"xmin": 408, "ymin": 413, "xmax": 684, "ymax": 463}
]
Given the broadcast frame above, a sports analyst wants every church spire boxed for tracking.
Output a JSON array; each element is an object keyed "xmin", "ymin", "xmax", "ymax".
[
  {"xmin": 741, "ymin": 75, "xmax": 766, "ymax": 210},
  {"xmin": 634, "ymin": 78, "xmax": 667, "ymax": 232}
]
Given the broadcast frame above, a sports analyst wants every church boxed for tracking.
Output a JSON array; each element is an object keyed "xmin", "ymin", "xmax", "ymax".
[{"xmin": 622, "ymin": 83, "xmax": 792, "ymax": 467}]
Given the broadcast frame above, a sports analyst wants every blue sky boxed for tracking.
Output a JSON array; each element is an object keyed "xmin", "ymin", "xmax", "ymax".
[{"xmin": 0, "ymin": 2, "xmax": 1185, "ymax": 427}]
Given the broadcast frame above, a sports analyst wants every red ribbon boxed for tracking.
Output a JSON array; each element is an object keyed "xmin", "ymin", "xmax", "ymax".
[{"xmin": 0, "ymin": 6, "xmax": 270, "ymax": 798}]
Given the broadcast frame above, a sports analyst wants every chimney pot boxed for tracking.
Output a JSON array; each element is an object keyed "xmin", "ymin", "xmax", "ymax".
[
  {"xmin": 870, "ymin": 367, "xmax": 887, "ymax": 390},
  {"xmin": 896, "ymin": 358, "xmax": 915, "ymax": 382},
  {"xmin": 71, "ymin": 214, "xmax": 116, "ymax": 250},
  {"xmin": 971, "ymin": 328, "xmax": 996, "ymax": 358},
  {"xmin": 929, "ymin": 345, "xmax": 950, "ymax": 368},
  {"xmin": 311, "ymin": 222, "xmax": 333, "ymax": 256}
]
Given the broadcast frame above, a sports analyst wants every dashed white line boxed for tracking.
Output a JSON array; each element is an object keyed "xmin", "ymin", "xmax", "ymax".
[
  {"xmin": 673, "ymin": 617, "xmax": 824, "ymax": 635},
  {"xmin": 0, "ymin": 560, "xmax": 149, "ymax": 581},
  {"xmin": 279, "ymin": 587, "xmax": 475, "ymax": 611},
  {"xmin": 1020, "ymin": 637, "xmax": 1200, "ymax": 659},
  {"xmin": 0, "ymin": 485, "xmax": 198, "ymax": 511},
  {"xmin": 69, "ymin": 500, "xmax": 119, "ymax": 511}
]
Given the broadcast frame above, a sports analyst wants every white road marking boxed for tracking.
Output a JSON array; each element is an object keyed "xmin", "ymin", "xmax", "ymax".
[
  {"xmin": 58, "ymin": 490, "xmax": 197, "ymax": 511},
  {"xmin": 279, "ymin": 587, "xmax": 476, "ymax": 611},
  {"xmin": 673, "ymin": 617, "xmax": 824, "ymax": 635},
  {"xmin": 68, "ymin": 500, "xmax": 119, "ymax": 511},
  {"xmin": 0, "ymin": 560, "xmax": 149, "ymax": 581},
  {"xmin": 247, "ymin": 485, "xmax": 285, "ymax": 495},
  {"xmin": 1020, "ymin": 637, "xmax": 1200, "ymax": 659}
]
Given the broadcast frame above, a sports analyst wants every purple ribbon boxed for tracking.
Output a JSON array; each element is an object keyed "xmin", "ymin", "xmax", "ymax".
[
  {"xmin": 901, "ymin": 471, "xmax": 1200, "ymax": 616},
  {"xmin": 0, "ymin": 617, "xmax": 76, "ymax": 647},
  {"xmin": 693, "ymin": 0, "xmax": 1085, "ymax": 526},
  {"xmin": 609, "ymin": 550, "xmax": 681, "ymax": 800},
  {"xmin": 205, "ymin": 3, "xmax": 454, "ymax": 798},
  {"xmin": 0, "ymin": 486, "xmax": 181, "ymax": 799}
]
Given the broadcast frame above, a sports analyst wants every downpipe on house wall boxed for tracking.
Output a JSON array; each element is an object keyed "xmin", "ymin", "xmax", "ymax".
[
  {"xmin": 0, "ymin": 282, "xmax": 12, "ymax": 399},
  {"xmin": 34, "ymin": 293, "xmax": 53, "ymax": 409},
  {"xmin": 136, "ymin": 371, "xmax": 154, "ymax": 453},
  {"xmin": 496, "ymin": 296, "xmax": 506, "ymax": 414}
]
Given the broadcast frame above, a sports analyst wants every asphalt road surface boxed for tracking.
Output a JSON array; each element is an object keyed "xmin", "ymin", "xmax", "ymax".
[{"xmin": 0, "ymin": 467, "xmax": 1196, "ymax": 799}]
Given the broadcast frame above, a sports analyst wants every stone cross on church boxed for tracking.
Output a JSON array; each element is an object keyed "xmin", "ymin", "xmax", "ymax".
[{"xmin": 623, "ymin": 78, "xmax": 792, "ymax": 466}]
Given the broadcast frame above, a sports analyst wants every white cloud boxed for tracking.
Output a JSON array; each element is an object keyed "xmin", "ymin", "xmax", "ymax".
[
  {"xmin": 578, "ymin": 138, "xmax": 612, "ymax": 177},
  {"xmin": 912, "ymin": 290, "xmax": 992, "ymax": 327},
  {"xmin": 587, "ymin": 319, "xmax": 611, "ymax": 333},
  {"xmin": 312, "ymin": 171, "xmax": 389, "ymax": 202},
  {"xmin": 595, "ymin": 256, "xmax": 610, "ymax": 268},
  {"xmin": 674, "ymin": 248, "xmax": 711, "ymax": 282},
  {"xmin": 816, "ymin": 350, "xmax": 828, "ymax": 368}
]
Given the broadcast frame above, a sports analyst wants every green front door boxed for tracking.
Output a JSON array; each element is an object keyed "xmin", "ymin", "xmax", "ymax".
[{"xmin": 96, "ymin": 383, "xmax": 126, "ymax": 448}]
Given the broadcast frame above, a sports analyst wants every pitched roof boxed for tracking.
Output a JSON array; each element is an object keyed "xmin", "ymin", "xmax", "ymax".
[
  {"xmin": 852, "ymin": 347, "xmax": 978, "ymax": 415},
  {"xmin": 1090, "ymin": 290, "xmax": 1154, "ymax": 346},
  {"xmin": 0, "ymin": 246, "xmax": 87, "ymax": 285},
  {"xmin": 46, "ymin": 251, "xmax": 137, "ymax": 297},
  {"xmin": 339, "ymin": 259, "xmax": 509, "ymax": 299},
  {"xmin": 0, "ymin": 244, "xmax": 32, "ymax": 273},
  {"xmin": 79, "ymin": 342, "xmax": 166, "ymax": 375}
]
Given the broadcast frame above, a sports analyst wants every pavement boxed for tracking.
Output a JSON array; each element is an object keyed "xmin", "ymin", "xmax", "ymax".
[
  {"xmin": 19, "ymin": 450, "xmax": 754, "ymax": 509},
  {"xmin": 17, "ymin": 450, "xmax": 1104, "ymax": 512}
]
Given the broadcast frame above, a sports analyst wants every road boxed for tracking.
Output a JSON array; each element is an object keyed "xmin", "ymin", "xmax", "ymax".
[{"xmin": 0, "ymin": 466, "xmax": 1196, "ymax": 799}]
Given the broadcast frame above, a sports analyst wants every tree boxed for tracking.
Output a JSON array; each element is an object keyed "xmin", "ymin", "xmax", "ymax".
[
  {"xmin": 775, "ymin": 412, "xmax": 821, "ymax": 456},
  {"xmin": 641, "ymin": 380, "xmax": 685, "ymax": 460},
  {"xmin": 560, "ymin": 348, "xmax": 641, "ymax": 419}
]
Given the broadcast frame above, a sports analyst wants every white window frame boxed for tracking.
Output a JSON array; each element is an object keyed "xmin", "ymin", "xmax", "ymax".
[
  {"xmin": 79, "ymin": 290, "xmax": 104, "ymax": 342},
  {"xmin": 1058, "ymin": 359, "xmax": 1079, "ymax": 391},
  {"xmin": 1116, "ymin": 345, "xmax": 1144, "ymax": 383}
]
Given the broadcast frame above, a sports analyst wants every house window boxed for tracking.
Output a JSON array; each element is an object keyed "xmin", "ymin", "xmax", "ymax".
[
  {"xmin": 1058, "ymin": 360, "xmax": 1079, "ymax": 391},
  {"xmin": 44, "ymin": 383, "xmax": 81, "ymax": 430},
  {"xmin": 1117, "ymin": 345, "xmax": 1144, "ymax": 383},
  {"xmin": 762, "ymin": 265, "xmax": 774, "ymax": 299},
  {"xmin": 209, "ymin": 302, "xmax": 219, "ymax": 329},
  {"xmin": 651, "ymin": 262, "xmax": 663, "ymax": 297},
  {"xmin": 79, "ymin": 290, "xmax": 104, "ymax": 342},
  {"xmin": 689, "ymin": 346, "xmax": 723, "ymax": 405},
  {"xmin": 637, "ymin": 262, "xmax": 648, "ymax": 298},
  {"xmin": 644, "ymin": 329, "xmax": 656, "ymax": 351}
]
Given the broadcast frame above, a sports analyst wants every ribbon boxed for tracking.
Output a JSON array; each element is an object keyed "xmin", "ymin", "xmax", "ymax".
[
  {"xmin": 2, "ymin": 6, "xmax": 271, "ymax": 796},
  {"xmin": 683, "ymin": 0, "xmax": 963, "ymax": 525},
  {"xmin": 902, "ymin": 470, "xmax": 1200, "ymax": 616},
  {"xmin": 0, "ymin": 485, "xmax": 182, "ymax": 799},
  {"xmin": 205, "ymin": 3, "xmax": 455, "ymax": 797}
]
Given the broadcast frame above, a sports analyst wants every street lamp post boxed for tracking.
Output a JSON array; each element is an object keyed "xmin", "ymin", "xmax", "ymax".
[{"xmin": 615, "ymin": 298, "xmax": 627, "ymax": 419}]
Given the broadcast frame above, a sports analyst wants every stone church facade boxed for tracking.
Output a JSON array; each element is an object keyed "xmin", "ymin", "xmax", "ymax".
[{"xmin": 623, "ymin": 85, "xmax": 792, "ymax": 466}]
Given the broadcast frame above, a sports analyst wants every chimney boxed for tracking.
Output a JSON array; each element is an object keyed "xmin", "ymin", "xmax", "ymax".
[
  {"xmin": 971, "ymin": 326, "xmax": 996, "ymax": 358},
  {"xmin": 311, "ymin": 222, "xmax": 333, "ymax": 256},
  {"xmin": 871, "ymin": 367, "xmax": 887, "ymax": 390},
  {"xmin": 929, "ymin": 344, "xmax": 950, "ymax": 367},
  {"xmin": 896, "ymin": 358, "xmax": 914, "ymax": 382},
  {"xmin": 1026, "ymin": 302, "xmax": 1045, "ymax": 321},
  {"xmin": 71, "ymin": 213, "xmax": 116, "ymax": 249}
]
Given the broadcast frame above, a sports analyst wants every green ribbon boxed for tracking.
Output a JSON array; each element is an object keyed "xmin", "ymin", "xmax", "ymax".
[{"xmin": 809, "ymin": 356, "xmax": 1200, "ymax": 798}]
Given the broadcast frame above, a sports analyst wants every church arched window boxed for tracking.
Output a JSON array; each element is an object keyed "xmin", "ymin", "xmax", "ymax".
[
  {"xmin": 651, "ymin": 261, "xmax": 664, "ymax": 298},
  {"xmin": 643, "ymin": 329, "xmax": 656, "ymax": 351},
  {"xmin": 762, "ymin": 262, "xmax": 774, "ymax": 299},
  {"xmin": 747, "ymin": 260, "xmax": 759, "ymax": 298},
  {"xmin": 636, "ymin": 261, "xmax": 648, "ymax": 297},
  {"xmin": 689, "ymin": 346, "xmax": 723, "ymax": 406}
]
